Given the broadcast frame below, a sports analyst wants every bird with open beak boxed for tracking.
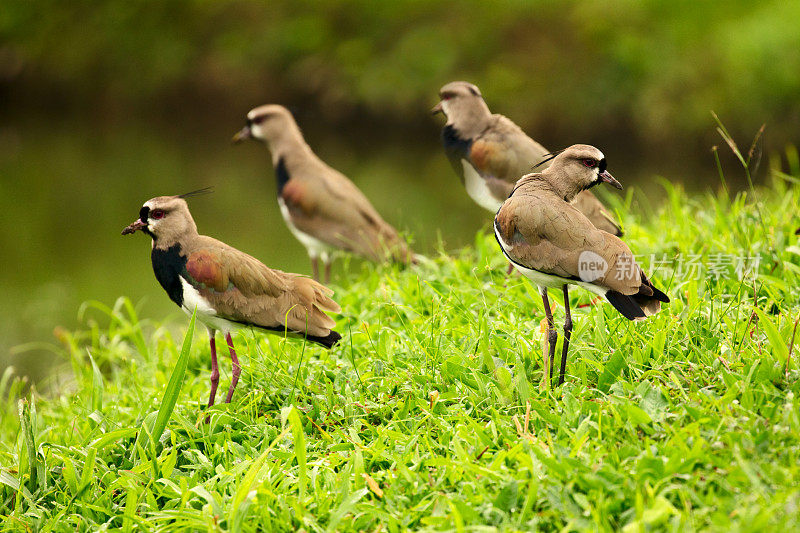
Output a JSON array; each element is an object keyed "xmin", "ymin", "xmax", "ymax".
[{"xmin": 122, "ymin": 188, "xmax": 341, "ymax": 412}]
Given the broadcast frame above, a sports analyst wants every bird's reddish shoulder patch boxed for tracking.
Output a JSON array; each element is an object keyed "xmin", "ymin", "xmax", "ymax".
[
  {"xmin": 186, "ymin": 250, "xmax": 227, "ymax": 292},
  {"xmin": 281, "ymin": 181, "xmax": 315, "ymax": 215},
  {"xmin": 470, "ymin": 140, "xmax": 498, "ymax": 172}
]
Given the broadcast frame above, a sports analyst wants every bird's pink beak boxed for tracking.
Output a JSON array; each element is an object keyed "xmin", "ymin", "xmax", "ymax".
[
  {"xmin": 121, "ymin": 218, "xmax": 147, "ymax": 235},
  {"xmin": 430, "ymin": 101, "xmax": 443, "ymax": 115},
  {"xmin": 599, "ymin": 170, "xmax": 623, "ymax": 189}
]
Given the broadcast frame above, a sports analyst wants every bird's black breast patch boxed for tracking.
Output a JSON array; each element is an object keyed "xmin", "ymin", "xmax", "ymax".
[
  {"xmin": 274, "ymin": 157, "xmax": 291, "ymax": 194},
  {"xmin": 151, "ymin": 244, "xmax": 187, "ymax": 307},
  {"xmin": 442, "ymin": 124, "xmax": 472, "ymax": 161}
]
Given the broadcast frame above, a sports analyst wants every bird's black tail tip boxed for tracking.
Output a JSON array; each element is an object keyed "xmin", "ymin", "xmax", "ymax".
[
  {"xmin": 651, "ymin": 285, "xmax": 670, "ymax": 303},
  {"xmin": 605, "ymin": 290, "xmax": 647, "ymax": 321},
  {"xmin": 308, "ymin": 330, "xmax": 342, "ymax": 349}
]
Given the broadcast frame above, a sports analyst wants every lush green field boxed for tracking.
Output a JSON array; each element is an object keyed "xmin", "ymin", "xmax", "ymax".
[{"xmin": 2, "ymin": 158, "xmax": 800, "ymax": 531}]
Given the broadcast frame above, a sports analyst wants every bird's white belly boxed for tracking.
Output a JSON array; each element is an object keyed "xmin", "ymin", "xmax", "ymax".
[
  {"xmin": 180, "ymin": 278, "xmax": 242, "ymax": 333},
  {"xmin": 277, "ymin": 198, "xmax": 335, "ymax": 259},
  {"xmin": 462, "ymin": 160, "xmax": 503, "ymax": 211},
  {"xmin": 511, "ymin": 262, "xmax": 569, "ymax": 289}
]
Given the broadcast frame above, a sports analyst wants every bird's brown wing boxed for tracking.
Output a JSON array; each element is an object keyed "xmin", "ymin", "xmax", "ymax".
[
  {"xmin": 467, "ymin": 138, "xmax": 519, "ymax": 201},
  {"xmin": 466, "ymin": 115, "xmax": 553, "ymax": 202},
  {"xmin": 496, "ymin": 188, "xmax": 642, "ymax": 295},
  {"xmin": 572, "ymin": 190, "xmax": 623, "ymax": 236},
  {"xmin": 183, "ymin": 240, "xmax": 339, "ymax": 336},
  {"xmin": 280, "ymin": 166, "xmax": 413, "ymax": 263},
  {"xmin": 476, "ymin": 115, "xmax": 549, "ymax": 181}
]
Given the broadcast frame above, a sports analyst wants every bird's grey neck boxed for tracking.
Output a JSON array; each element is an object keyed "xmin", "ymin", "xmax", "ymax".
[
  {"xmin": 151, "ymin": 230, "xmax": 197, "ymax": 251},
  {"xmin": 266, "ymin": 134, "xmax": 314, "ymax": 167},
  {"xmin": 521, "ymin": 174, "xmax": 575, "ymax": 202},
  {"xmin": 546, "ymin": 171, "xmax": 581, "ymax": 202},
  {"xmin": 152, "ymin": 237, "xmax": 176, "ymax": 251},
  {"xmin": 446, "ymin": 106, "xmax": 492, "ymax": 138}
]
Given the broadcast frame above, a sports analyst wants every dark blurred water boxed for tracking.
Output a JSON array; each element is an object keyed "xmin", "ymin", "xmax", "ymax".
[{"xmin": 0, "ymin": 110, "xmax": 749, "ymax": 385}]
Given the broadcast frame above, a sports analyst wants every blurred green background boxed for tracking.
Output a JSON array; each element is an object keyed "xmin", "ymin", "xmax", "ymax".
[{"xmin": 2, "ymin": 0, "xmax": 799, "ymax": 383}]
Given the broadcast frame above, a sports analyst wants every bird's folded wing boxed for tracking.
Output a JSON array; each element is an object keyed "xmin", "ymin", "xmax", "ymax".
[
  {"xmin": 497, "ymin": 194, "xmax": 641, "ymax": 294},
  {"xmin": 572, "ymin": 190, "xmax": 622, "ymax": 236},
  {"xmin": 469, "ymin": 138, "xmax": 514, "ymax": 182},
  {"xmin": 184, "ymin": 245, "xmax": 338, "ymax": 335},
  {"xmin": 185, "ymin": 246, "xmax": 288, "ymax": 297},
  {"xmin": 281, "ymin": 170, "xmax": 410, "ymax": 262},
  {"xmin": 465, "ymin": 137, "xmax": 520, "ymax": 202},
  {"xmin": 469, "ymin": 117, "xmax": 552, "ymax": 197},
  {"xmin": 484, "ymin": 116, "xmax": 549, "ymax": 175}
]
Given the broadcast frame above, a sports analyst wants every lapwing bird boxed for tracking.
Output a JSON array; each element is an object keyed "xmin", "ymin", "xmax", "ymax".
[
  {"xmin": 233, "ymin": 105, "xmax": 414, "ymax": 283},
  {"xmin": 494, "ymin": 145, "xmax": 668, "ymax": 385},
  {"xmin": 121, "ymin": 190, "xmax": 341, "ymax": 409},
  {"xmin": 433, "ymin": 81, "xmax": 622, "ymax": 236}
]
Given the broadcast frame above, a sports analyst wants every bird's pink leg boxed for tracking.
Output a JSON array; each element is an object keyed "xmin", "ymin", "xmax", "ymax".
[
  {"xmin": 311, "ymin": 256, "xmax": 320, "ymax": 281},
  {"xmin": 208, "ymin": 331, "xmax": 219, "ymax": 408},
  {"xmin": 324, "ymin": 258, "xmax": 332, "ymax": 285},
  {"xmin": 224, "ymin": 332, "xmax": 241, "ymax": 403}
]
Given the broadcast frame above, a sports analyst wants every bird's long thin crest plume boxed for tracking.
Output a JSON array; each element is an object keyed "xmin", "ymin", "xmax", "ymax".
[
  {"xmin": 178, "ymin": 186, "xmax": 215, "ymax": 199},
  {"xmin": 532, "ymin": 149, "xmax": 565, "ymax": 170}
]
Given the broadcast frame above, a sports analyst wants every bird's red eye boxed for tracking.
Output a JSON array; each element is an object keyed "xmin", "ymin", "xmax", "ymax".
[
  {"xmin": 151, "ymin": 209, "xmax": 165, "ymax": 220},
  {"xmin": 442, "ymin": 94, "xmax": 452, "ymax": 100},
  {"xmin": 583, "ymin": 159, "xmax": 597, "ymax": 168}
]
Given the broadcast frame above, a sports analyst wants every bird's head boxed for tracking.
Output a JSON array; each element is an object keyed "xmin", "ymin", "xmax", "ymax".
[
  {"xmin": 542, "ymin": 145, "xmax": 622, "ymax": 194},
  {"xmin": 232, "ymin": 104, "xmax": 296, "ymax": 145},
  {"xmin": 431, "ymin": 81, "xmax": 490, "ymax": 125},
  {"xmin": 122, "ymin": 189, "xmax": 207, "ymax": 244}
]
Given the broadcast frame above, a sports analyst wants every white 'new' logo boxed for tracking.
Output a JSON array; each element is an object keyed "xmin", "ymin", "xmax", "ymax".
[{"xmin": 578, "ymin": 250, "xmax": 608, "ymax": 282}]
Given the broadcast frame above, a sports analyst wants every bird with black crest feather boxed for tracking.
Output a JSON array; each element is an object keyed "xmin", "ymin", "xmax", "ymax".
[{"xmin": 122, "ymin": 188, "xmax": 341, "ymax": 412}]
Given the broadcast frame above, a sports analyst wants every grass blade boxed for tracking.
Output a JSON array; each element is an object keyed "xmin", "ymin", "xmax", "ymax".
[
  {"xmin": 0, "ymin": 470, "xmax": 33, "ymax": 504},
  {"xmin": 229, "ymin": 426, "xmax": 290, "ymax": 532},
  {"xmin": 87, "ymin": 350, "xmax": 104, "ymax": 413},
  {"xmin": 598, "ymin": 350, "xmax": 626, "ymax": 393},
  {"xmin": 151, "ymin": 308, "xmax": 195, "ymax": 442},
  {"xmin": 130, "ymin": 308, "xmax": 196, "ymax": 463},
  {"xmin": 288, "ymin": 406, "xmax": 307, "ymax": 500},
  {"xmin": 18, "ymin": 399, "xmax": 40, "ymax": 493},
  {"xmin": 755, "ymin": 308, "xmax": 789, "ymax": 363},
  {"xmin": 122, "ymin": 297, "xmax": 151, "ymax": 362}
]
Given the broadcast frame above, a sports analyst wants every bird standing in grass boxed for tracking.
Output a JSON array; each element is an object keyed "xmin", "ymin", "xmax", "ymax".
[
  {"xmin": 122, "ymin": 190, "xmax": 341, "ymax": 409},
  {"xmin": 494, "ymin": 145, "xmax": 668, "ymax": 385},
  {"xmin": 233, "ymin": 105, "xmax": 415, "ymax": 283},
  {"xmin": 433, "ymin": 82, "xmax": 622, "ymax": 236}
]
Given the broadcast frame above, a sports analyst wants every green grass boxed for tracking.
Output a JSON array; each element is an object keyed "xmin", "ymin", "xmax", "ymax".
[{"xmin": 2, "ymin": 167, "xmax": 800, "ymax": 531}]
